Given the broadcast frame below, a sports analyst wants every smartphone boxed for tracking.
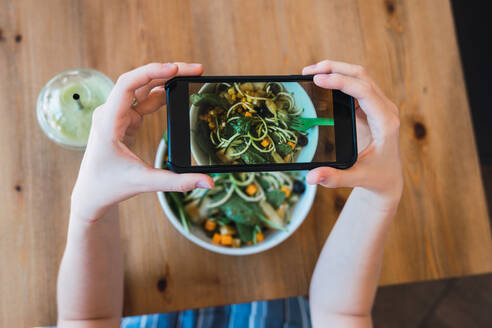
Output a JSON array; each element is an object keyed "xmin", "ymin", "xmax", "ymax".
[{"xmin": 165, "ymin": 75, "xmax": 357, "ymax": 173}]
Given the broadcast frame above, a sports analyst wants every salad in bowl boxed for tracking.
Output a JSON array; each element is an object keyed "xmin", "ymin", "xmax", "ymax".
[{"xmin": 155, "ymin": 138, "xmax": 317, "ymax": 255}]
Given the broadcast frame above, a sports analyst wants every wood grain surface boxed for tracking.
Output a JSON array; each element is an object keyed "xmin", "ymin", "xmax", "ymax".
[{"xmin": 1, "ymin": 0, "xmax": 491, "ymax": 326}]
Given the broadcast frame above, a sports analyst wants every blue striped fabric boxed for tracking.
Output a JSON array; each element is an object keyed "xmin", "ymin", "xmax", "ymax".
[{"xmin": 119, "ymin": 296, "xmax": 311, "ymax": 328}]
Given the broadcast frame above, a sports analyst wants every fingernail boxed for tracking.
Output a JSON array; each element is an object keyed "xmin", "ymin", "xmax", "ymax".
[
  {"xmin": 163, "ymin": 63, "xmax": 175, "ymax": 68},
  {"xmin": 196, "ymin": 181, "xmax": 212, "ymax": 189},
  {"xmin": 305, "ymin": 64, "xmax": 317, "ymax": 70},
  {"xmin": 189, "ymin": 63, "xmax": 202, "ymax": 67},
  {"xmin": 313, "ymin": 74, "xmax": 329, "ymax": 84}
]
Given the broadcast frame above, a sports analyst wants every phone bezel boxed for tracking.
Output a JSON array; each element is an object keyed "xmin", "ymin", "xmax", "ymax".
[{"xmin": 165, "ymin": 75, "xmax": 357, "ymax": 173}]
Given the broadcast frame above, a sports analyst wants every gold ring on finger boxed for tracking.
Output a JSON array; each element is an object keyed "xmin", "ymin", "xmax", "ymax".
[{"xmin": 131, "ymin": 97, "xmax": 139, "ymax": 108}]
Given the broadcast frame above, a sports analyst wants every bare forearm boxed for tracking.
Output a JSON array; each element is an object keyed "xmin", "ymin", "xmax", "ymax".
[
  {"xmin": 55, "ymin": 63, "xmax": 211, "ymax": 327},
  {"xmin": 57, "ymin": 205, "xmax": 123, "ymax": 326},
  {"xmin": 309, "ymin": 187, "xmax": 400, "ymax": 326},
  {"xmin": 303, "ymin": 59, "xmax": 403, "ymax": 327}
]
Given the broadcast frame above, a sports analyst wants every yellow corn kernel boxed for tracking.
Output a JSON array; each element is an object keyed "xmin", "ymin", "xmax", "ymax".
[
  {"xmin": 261, "ymin": 138, "xmax": 270, "ymax": 147},
  {"xmin": 245, "ymin": 184, "xmax": 257, "ymax": 195},
  {"xmin": 228, "ymin": 87, "xmax": 235, "ymax": 95},
  {"xmin": 212, "ymin": 233, "xmax": 222, "ymax": 244},
  {"xmin": 231, "ymin": 94, "xmax": 237, "ymax": 101},
  {"xmin": 221, "ymin": 234, "xmax": 233, "ymax": 246},
  {"xmin": 204, "ymin": 219, "xmax": 217, "ymax": 231},
  {"xmin": 256, "ymin": 232, "xmax": 264, "ymax": 243},
  {"xmin": 287, "ymin": 141, "xmax": 296, "ymax": 150},
  {"xmin": 244, "ymin": 111, "xmax": 252, "ymax": 117},
  {"xmin": 280, "ymin": 186, "xmax": 291, "ymax": 197}
]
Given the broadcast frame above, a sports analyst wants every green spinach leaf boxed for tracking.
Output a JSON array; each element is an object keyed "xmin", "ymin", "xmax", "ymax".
[
  {"xmin": 240, "ymin": 147, "xmax": 272, "ymax": 164},
  {"xmin": 229, "ymin": 116, "xmax": 252, "ymax": 134},
  {"xmin": 266, "ymin": 190, "xmax": 286, "ymax": 209},
  {"xmin": 240, "ymin": 151, "xmax": 266, "ymax": 164},
  {"xmin": 271, "ymin": 133, "xmax": 282, "ymax": 145},
  {"xmin": 276, "ymin": 143, "xmax": 293, "ymax": 157},
  {"xmin": 219, "ymin": 194, "xmax": 260, "ymax": 225},
  {"xmin": 236, "ymin": 223, "xmax": 255, "ymax": 243},
  {"xmin": 257, "ymin": 176, "xmax": 270, "ymax": 190},
  {"xmin": 222, "ymin": 124, "xmax": 235, "ymax": 139}
]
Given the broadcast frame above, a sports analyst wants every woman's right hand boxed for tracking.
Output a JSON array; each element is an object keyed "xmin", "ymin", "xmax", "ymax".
[{"xmin": 303, "ymin": 60, "xmax": 403, "ymax": 203}]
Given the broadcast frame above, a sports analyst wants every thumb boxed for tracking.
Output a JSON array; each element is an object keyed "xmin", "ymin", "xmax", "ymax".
[
  {"xmin": 139, "ymin": 168, "xmax": 214, "ymax": 193},
  {"xmin": 306, "ymin": 166, "xmax": 358, "ymax": 189}
]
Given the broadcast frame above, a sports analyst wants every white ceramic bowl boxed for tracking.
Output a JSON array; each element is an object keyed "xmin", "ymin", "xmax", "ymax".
[
  {"xmin": 189, "ymin": 82, "xmax": 319, "ymax": 165},
  {"xmin": 154, "ymin": 139, "xmax": 317, "ymax": 255}
]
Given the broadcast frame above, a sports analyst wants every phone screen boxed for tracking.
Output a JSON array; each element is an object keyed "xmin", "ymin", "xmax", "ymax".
[{"xmin": 188, "ymin": 81, "xmax": 337, "ymax": 166}]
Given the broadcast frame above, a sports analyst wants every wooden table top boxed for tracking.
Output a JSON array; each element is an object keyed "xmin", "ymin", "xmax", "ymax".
[{"xmin": 1, "ymin": 0, "xmax": 491, "ymax": 326}]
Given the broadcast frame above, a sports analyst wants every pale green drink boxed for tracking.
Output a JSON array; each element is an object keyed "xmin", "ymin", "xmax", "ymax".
[{"xmin": 37, "ymin": 68, "xmax": 114, "ymax": 149}]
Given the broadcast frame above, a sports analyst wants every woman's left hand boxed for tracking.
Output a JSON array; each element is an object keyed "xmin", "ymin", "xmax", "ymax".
[{"xmin": 71, "ymin": 63, "xmax": 214, "ymax": 222}]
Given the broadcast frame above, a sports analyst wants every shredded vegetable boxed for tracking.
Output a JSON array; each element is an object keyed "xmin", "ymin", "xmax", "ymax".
[
  {"xmin": 163, "ymin": 163, "xmax": 306, "ymax": 247},
  {"xmin": 192, "ymin": 82, "xmax": 309, "ymax": 165}
]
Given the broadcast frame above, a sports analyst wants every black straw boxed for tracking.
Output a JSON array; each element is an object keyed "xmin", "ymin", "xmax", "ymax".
[{"xmin": 73, "ymin": 93, "xmax": 84, "ymax": 110}]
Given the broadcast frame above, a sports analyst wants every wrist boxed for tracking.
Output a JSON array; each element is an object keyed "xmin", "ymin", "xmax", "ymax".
[
  {"xmin": 66, "ymin": 205, "xmax": 120, "ymax": 248},
  {"xmin": 354, "ymin": 185, "xmax": 402, "ymax": 214},
  {"xmin": 69, "ymin": 203, "xmax": 118, "ymax": 226},
  {"xmin": 70, "ymin": 190, "xmax": 109, "ymax": 224}
]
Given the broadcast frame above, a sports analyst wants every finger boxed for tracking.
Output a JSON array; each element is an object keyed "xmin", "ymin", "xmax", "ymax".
[
  {"xmin": 138, "ymin": 169, "xmax": 214, "ymax": 193},
  {"xmin": 134, "ymin": 63, "xmax": 203, "ymax": 104},
  {"xmin": 313, "ymin": 73, "xmax": 387, "ymax": 122},
  {"xmin": 114, "ymin": 63, "xmax": 177, "ymax": 96},
  {"xmin": 134, "ymin": 78, "xmax": 167, "ymax": 102},
  {"xmin": 106, "ymin": 63, "xmax": 178, "ymax": 113},
  {"xmin": 314, "ymin": 73, "xmax": 371, "ymax": 99},
  {"xmin": 304, "ymin": 60, "xmax": 388, "ymax": 101},
  {"xmin": 302, "ymin": 59, "xmax": 370, "ymax": 81},
  {"xmin": 173, "ymin": 62, "xmax": 204, "ymax": 76},
  {"xmin": 306, "ymin": 166, "xmax": 360, "ymax": 188},
  {"xmin": 133, "ymin": 87, "xmax": 165, "ymax": 116}
]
